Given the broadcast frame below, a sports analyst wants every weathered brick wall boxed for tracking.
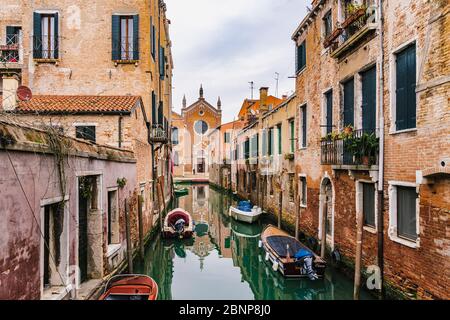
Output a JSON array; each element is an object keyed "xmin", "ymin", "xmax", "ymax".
[{"xmin": 380, "ymin": 0, "xmax": 450, "ymax": 299}]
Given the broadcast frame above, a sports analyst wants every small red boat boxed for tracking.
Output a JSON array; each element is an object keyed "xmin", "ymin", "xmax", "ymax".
[
  {"xmin": 163, "ymin": 208, "xmax": 194, "ymax": 239},
  {"xmin": 99, "ymin": 275, "xmax": 158, "ymax": 300}
]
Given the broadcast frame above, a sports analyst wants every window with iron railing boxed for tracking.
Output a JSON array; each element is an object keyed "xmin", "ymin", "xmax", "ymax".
[
  {"xmin": 112, "ymin": 15, "xmax": 139, "ymax": 61},
  {"xmin": 33, "ymin": 13, "xmax": 59, "ymax": 60}
]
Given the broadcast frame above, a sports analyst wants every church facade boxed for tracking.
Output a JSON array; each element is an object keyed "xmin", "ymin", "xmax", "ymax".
[{"xmin": 172, "ymin": 85, "xmax": 222, "ymax": 176}]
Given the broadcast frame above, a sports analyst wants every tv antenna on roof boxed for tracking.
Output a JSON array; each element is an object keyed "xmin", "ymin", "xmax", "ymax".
[
  {"xmin": 275, "ymin": 72, "xmax": 280, "ymax": 98},
  {"xmin": 248, "ymin": 81, "xmax": 254, "ymax": 99}
]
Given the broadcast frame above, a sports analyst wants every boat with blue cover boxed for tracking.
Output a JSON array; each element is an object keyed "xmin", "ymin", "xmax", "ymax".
[
  {"xmin": 228, "ymin": 200, "xmax": 262, "ymax": 224},
  {"xmin": 259, "ymin": 225, "xmax": 326, "ymax": 279}
]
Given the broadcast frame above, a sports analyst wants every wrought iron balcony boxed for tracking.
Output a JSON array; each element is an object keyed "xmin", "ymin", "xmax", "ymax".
[
  {"xmin": 149, "ymin": 124, "xmax": 168, "ymax": 144},
  {"xmin": 0, "ymin": 35, "xmax": 21, "ymax": 66},
  {"xmin": 328, "ymin": 5, "xmax": 378, "ymax": 59},
  {"xmin": 321, "ymin": 128, "xmax": 379, "ymax": 167},
  {"xmin": 112, "ymin": 38, "xmax": 138, "ymax": 63}
]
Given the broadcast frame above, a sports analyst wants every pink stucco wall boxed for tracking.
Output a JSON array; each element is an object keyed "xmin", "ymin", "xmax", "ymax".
[{"xmin": 0, "ymin": 149, "xmax": 136, "ymax": 300}]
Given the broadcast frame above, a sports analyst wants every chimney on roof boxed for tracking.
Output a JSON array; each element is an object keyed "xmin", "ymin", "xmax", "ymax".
[
  {"xmin": 259, "ymin": 87, "xmax": 269, "ymax": 114},
  {"xmin": 282, "ymin": 94, "xmax": 288, "ymax": 100},
  {"xmin": 1, "ymin": 75, "xmax": 19, "ymax": 111},
  {"xmin": 217, "ymin": 96, "xmax": 221, "ymax": 110}
]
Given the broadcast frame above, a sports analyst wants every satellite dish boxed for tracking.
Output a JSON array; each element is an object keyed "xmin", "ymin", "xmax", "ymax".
[{"xmin": 17, "ymin": 86, "xmax": 32, "ymax": 101}]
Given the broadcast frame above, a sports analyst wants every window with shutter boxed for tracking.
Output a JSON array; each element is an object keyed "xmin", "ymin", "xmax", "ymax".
[
  {"xmin": 396, "ymin": 44, "xmax": 416, "ymax": 131},
  {"xmin": 289, "ymin": 119, "xmax": 295, "ymax": 152},
  {"xmin": 343, "ymin": 78, "xmax": 354, "ymax": 127},
  {"xmin": 362, "ymin": 183, "xmax": 376, "ymax": 228},
  {"xmin": 325, "ymin": 90, "xmax": 333, "ymax": 134},
  {"xmin": 277, "ymin": 124, "xmax": 282, "ymax": 155},
  {"xmin": 33, "ymin": 12, "xmax": 58, "ymax": 60},
  {"xmin": 296, "ymin": 41, "xmax": 306, "ymax": 73},
  {"xmin": 301, "ymin": 105, "xmax": 307, "ymax": 148},
  {"xmin": 262, "ymin": 129, "xmax": 267, "ymax": 156},
  {"xmin": 397, "ymin": 186, "xmax": 417, "ymax": 241}
]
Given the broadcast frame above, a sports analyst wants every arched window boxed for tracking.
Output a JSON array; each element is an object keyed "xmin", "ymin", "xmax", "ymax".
[{"xmin": 171, "ymin": 127, "xmax": 179, "ymax": 145}]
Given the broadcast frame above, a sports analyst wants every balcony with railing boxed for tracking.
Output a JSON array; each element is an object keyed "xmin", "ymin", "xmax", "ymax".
[
  {"xmin": 324, "ymin": 2, "xmax": 378, "ymax": 59},
  {"xmin": 321, "ymin": 128, "xmax": 379, "ymax": 168},
  {"xmin": 112, "ymin": 38, "xmax": 139, "ymax": 64},
  {"xmin": 149, "ymin": 124, "xmax": 169, "ymax": 144},
  {"xmin": 0, "ymin": 34, "xmax": 22, "ymax": 67}
]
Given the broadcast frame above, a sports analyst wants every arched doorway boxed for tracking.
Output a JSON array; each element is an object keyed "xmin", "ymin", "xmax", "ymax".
[{"xmin": 319, "ymin": 176, "xmax": 334, "ymax": 250}]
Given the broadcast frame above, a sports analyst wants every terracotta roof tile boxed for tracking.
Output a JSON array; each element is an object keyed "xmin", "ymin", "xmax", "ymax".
[{"xmin": 16, "ymin": 95, "xmax": 141, "ymax": 114}]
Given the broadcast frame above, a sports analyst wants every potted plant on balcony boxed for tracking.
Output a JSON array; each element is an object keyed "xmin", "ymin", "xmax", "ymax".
[
  {"xmin": 344, "ymin": 131, "xmax": 379, "ymax": 165},
  {"xmin": 284, "ymin": 153, "xmax": 295, "ymax": 161},
  {"xmin": 342, "ymin": 3, "xmax": 367, "ymax": 29}
]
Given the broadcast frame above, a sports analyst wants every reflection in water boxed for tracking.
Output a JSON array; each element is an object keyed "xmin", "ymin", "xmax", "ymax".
[{"xmin": 134, "ymin": 184, "xmax": 374, "ymax": 300}]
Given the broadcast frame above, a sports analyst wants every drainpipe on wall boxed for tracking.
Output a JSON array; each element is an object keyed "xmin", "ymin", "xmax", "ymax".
[
  {"xmin": 377, "ymin": 0, "xmax": 385, "ymax": 299},
  {"xmin": 118, "ymin": 115, "xmax": 123, "ymax": 148}
]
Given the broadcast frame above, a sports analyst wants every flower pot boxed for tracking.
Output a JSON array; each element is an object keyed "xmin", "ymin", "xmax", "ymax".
[{"xmin": 361, "ymin": 156, "xmax": 370, "ymax": 166}]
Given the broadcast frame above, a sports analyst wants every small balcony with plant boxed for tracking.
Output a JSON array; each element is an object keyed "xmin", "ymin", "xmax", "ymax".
[
  {"xmin": 149, "ymin": 124, "xmax": 168, "ymax": 144},
  {"xmin": 321, "ymin": 125, "xmax": 379, "ymax": 168},
  {"xmin": 324, "ymin": 1, "xmax": 378, "ymax": 59},
  {"xmin": 1, "ymin": 34, "xmax": 22, "ymax": 67}
]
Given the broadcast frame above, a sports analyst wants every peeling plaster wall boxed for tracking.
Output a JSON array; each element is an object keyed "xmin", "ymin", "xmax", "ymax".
[{"xmin": 0, "ymin": 142, "xmax": 136, "ymax": 299}]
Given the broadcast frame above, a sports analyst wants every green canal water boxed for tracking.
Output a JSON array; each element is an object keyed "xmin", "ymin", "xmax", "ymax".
[{"xmin": 135, "ymin": 184, "xmax": 375, "ymax": 300}]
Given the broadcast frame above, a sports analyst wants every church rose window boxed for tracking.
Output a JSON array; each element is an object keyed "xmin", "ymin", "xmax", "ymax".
[{"xmin": 194, "ymin": 120, "xmax": 209, "ymax": 135}]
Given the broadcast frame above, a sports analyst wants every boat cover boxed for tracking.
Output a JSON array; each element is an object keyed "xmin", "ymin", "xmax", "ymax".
[
  {"xmin": 266, "ymin": 235, "xmax": 310, "ymax": 258},
  {"xmin": 238, "ymin": 201, "xmax": 253, "ymax": 212}
]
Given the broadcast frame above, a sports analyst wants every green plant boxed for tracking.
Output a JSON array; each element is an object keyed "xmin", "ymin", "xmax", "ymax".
[
  {"xmin": 284, "ymin": 153, "xmax": 295, "ymax": 160},
  {"xmin": 117, "ymin": 177, "xmax": 127, "ymax": 189},
  {"xmin": 347, "ymin": 3, "xmax": 367, "ymax": 15},
  {"xmin": 344, "ymin": 132, "xmax": 379, "ymax": 164}
]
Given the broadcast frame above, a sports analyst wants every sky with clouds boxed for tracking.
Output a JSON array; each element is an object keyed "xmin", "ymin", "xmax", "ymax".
[{"xmin": 165, "ymin": 0, "xmax": 308, "ymax": 123}]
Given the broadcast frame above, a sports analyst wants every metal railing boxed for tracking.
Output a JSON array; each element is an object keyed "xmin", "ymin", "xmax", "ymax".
[
  {"xmin": 149, "ymin": 124, "xmax": 168, "ymax": 144},
  {"xmin": 321, "ymin": 128, "xmax": 379, "ymax": 166},
  {"xmin": 1, "ymin": 34, "xmax": 20, "ymax": 64},
  {"xmin": 112, "ymin": 38, "xmax": 138, "ymax": 61},
  {"xmin": 33, "ymin": 35, "xmax": 59, "ymax": 59}
]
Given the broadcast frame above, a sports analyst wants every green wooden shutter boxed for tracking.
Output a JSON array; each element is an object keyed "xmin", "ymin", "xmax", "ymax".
[
  {"xmin": 343, "ymin": 78, "xmax": 354, "ymax": 127},
  {"xmin": 133, "ymin": 15, "xmax": 139, "ymax": 60},
  {"xmin": 302, "ymin": 41, "xmax": 306, "ymax": 69},
  {"xmin": 111, "ymin": 15, "xmax": 120, "ymax": 60},
  {"xmin": 326, "ymin": 90, "xmax": 333, "ymax": 134},
  {"xmin": 290, "ymin": 120, "xmax": 295, "ymax": 152},
  {"xmin": 302, "ymin": 106, "xmax": 307, "ymax": 148},
  {"xmin": 33, "ymin": 13, "xmax": 42, "ymax": 59},
  {"xmin": 407, "ymin": 45, "xmax": 417, "ymax": 129},
  {"xmin": 54, "ymin": 13, "xmax": 59, "ymax": 59},
  {"xmin": 151, "ymin": 91, "xmax": 156, "ymax": 123},
  {"xmin": 159, "ymin": 46, "xmax": 165, "ymax": 79},
  {"xmin": 151, "ymin": 24, "xmax": 156, "ymax": 59},
  {"xmin": 362, "ymin": 66, "xmax": 376, "ymax": 132},
  {"xmin": 396, "ymin": 45, "xmax": 416, "ymax": 130},
  {"xmin": 278, "ymin": 125, "xmax": 282, "ymax": 155}
]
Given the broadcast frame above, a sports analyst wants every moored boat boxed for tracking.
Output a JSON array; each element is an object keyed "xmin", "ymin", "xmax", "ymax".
[
  {"xmin": 163, "ymin": 208, "xmax": 194, "ymax": 239},
  {"xmin": 229, "ymin": 201, "xmax": 262, "ymax": 224},
  {"xmin": 99, "ymin": 275, "xmax": 158, "ymax": 300},
  {"xmin": 174, "ymin": 187, "xmax": 189, "ymax": 197},
  {"xmin": 260, "ymin": 225, "xmax": 326, "ymax": 280}
]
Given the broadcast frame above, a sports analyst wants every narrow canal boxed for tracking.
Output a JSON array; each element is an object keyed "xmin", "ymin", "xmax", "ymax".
[{"xmin": 134, "ymin": 184, "xmax": 375, "ymax": 300}]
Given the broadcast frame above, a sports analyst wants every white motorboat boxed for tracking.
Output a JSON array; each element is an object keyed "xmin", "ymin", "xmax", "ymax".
[{"xmin": 229, "ymin": 201, "xmax": 262, "ymax": 224}]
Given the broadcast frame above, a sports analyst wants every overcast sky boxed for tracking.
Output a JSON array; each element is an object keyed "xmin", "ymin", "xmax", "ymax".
[{"xmin": 165, "ymin": 0, "xmax": 308, "ymax": 123}]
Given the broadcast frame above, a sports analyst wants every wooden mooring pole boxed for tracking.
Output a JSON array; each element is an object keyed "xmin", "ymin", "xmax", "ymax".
[
  {"xmin": 354, "ymin": 208, "xmax": 364, "ymax": 300},
  {"xmin": 295, "ymin": 195, "xmax": 300, "ymax": 239},
  {"xmin": 138, "ymin": 195, "xmax": 145, "ymax": 260},
  {"xmin": 125, "ymin": 198, "xmax": 133, "ymax": 274}
]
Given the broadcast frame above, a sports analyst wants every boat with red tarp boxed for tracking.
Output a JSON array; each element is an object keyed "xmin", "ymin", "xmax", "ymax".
[
  {"xmin": 99, "ymin": 275, "xmax": 158, "ymax": 300},
  {"xmin": 163, "ymin": 208, "xmax": 194, "ymax": 239}
]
